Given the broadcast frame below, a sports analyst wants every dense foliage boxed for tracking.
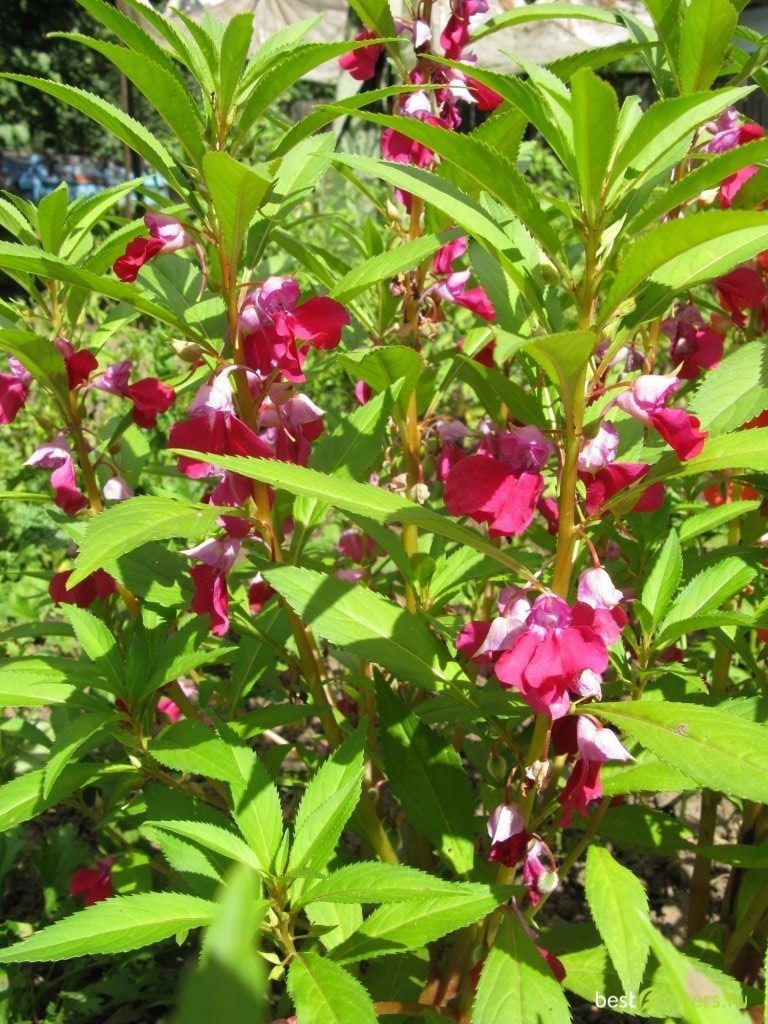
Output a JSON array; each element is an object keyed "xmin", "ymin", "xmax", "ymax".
[{"xmin": 1, "ymin": 1, "xmax": 768, "ymax": 1022}]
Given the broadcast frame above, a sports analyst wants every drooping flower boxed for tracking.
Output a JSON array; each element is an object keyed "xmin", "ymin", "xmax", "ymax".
[
  {"xmin": 578, "ymin": 421, "xmax": 619, "ymax": 473},
  {"xmin": 429, "ymin": 237, "xmax": 495, "ymax": 321},
  {"xmin": 552, "ymin": 715, "xmax": 632, "ymax": 825},
  {"xmin": 487, "ymin": 803, "xmax": 529, "ymax": 867},
  {"xmin": 184, "ymin": 536, "xmax": 243, "ymax": 637},
  {"xmin": 456, "ymin": 588, "xmax": 531, "ymax": 666},
  {"xmin": 714, "ymin": 266, "xmax": 767, "ymax": 327},
  {"xmin": 661, "ymin": 303, "xmax": 723, "ymax": 379},
  {"xmin": 580, "ymin": 461, "xmax": 665, "ymax": 517},
  {"xmin": 338, "ymin": 29, "xmax": 383, "ymax": 80},
  {"xmin": 25, "ymin": 434, "xmax": 88, "ymax": 515},
  {"xmin": 574, "ymin": 567, "xmax": 627, "ymax": 646},
  {"xmin": 113, "ymin": 213, "xmax": 194, "ymax": 281},
  {"xmin": 92, "ymin": 360, "xmax": 175, "ymax": 428},
  {"xmin": 614, "ymin": 373, "xmax": 707, "ymax": 461},
  {"xmin": 0, "ymin": 357, "xmax": 32, "ymax": 424}
]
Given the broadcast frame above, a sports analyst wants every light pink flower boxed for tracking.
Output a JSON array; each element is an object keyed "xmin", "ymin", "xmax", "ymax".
[{"xmin": 25, "ymin": 434, "xmax": 88, "ymax": 515}]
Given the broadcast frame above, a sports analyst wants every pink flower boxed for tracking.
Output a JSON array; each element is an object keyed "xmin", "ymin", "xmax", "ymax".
[
  {"xmin": 239, "ymin": 278, "xmax": 349, "ymax": 383},
  {"xmin": 552, "ymin": 716, "xmax": 631, "ymax": 825},
  {"xmin": 189, "ymin": 563, "xmax": 230, "ymax": 636},
  {"xmin": 456, "ymin": 589, "xmax": 531, "ymax": 666},
  {"xmin": 248, "ymin": 573, "xmax": 275, "ymax": 613},
  {"xmin": 578, "ymin": 422, "xmax": 619, "ymax": 473},
  {"xmin": 338, "ymin": 29, "xmax": 383, "ymax": 81},
  {"xmin": 0, "ymin": 357, "xmax": 32, "ymax": 423},
  {"xmin": 498, "ymin": 426, "xmax": 554, "ymax": 473},
  {"xmin": 444, "ymin": 455, "xmax": 544, "ymax": 537},
  {"xmin": 169, "ymin": 405, "xmax": 273, "ymax": 480},
  {"xmin": 338, "ymin": 529, "xmax": 379, "ymax": 565},
  {"xmin": 580, "ymin": 462, "xmax": 664, "ymax": 517},
  {"xmin": 144, "ymin": 212, "xmax": 193, "ymax": 252},
  {"xmin": 495, "ymin": 594, "xmax": 609, "ymax": 718},
  {"xmin": 430, "ymin": 237, "xmax": 495, "ymax": 322},
  {"xmin": 103, "ymin": 476, "xmax": 134, "ymax": 501},
  {"xmin": 113, "ymin": 215, "xmax": 193, "ymax": 281},
  {"xmin": 70, "ymin": 858, "xmax": 114, "ymax": 905},
  {"xmin": 25, "ymin": 434, "xmax": 88, "ymax": 515},
  {"xmin": 487, "ymin": 803, "xmax": 529, "ymax": 867},
  {"xmin": 615, "ymin": 374, "xmax": 707, "ymax": 461},
  {"xmin": 662, "ymin": 303, "xmax": 723, "ymax": 379},
  {"xmin": 575, "ymin": 567, "xmax": 627, "ymax": 646},
  {"xmin": 123, "ymin": 378, "xmax": 175, "ymax": 428}
]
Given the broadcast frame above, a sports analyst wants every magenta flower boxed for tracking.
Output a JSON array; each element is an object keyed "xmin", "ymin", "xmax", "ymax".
[
  {"xmin": 113, "ymin": 214, "xmax": 193, "ymax": 282},
  {"xmin": 495, "ymin": 594, "xmax": 609, "ymax": 718},
  {"xmin": 338, "ymin": 29, "xmax": 383, "ymax": 81},
  {"xmin": 580, "ymin": 461, "xmax": 664, "ymax": 517},
  {"xmin": 662, "ymin": 302, "xmax": 723, "ymax": 380},
  {"xmin": 430, "ymin": 237, "xmax": 495, "ymax": 321},
  {"xmin": 615, "ymin": 373, "xmax": 707, "ymax": 461},
  {"xmin": 25, "ymin": 434, "xmax": 88, "ymax": 515},
  {"xmin": 487, "ymin": 803, "xmax": 529, "ymax": 867},
  {"xmin": 123, "ymin": 378, "xmax": 175, "ymax": 428},
  {"xmin": 70, "ymin": 858, "xmax": 114, "ymax": 905},
  {"xmin": 239, "ymin": 278, "xmax": 349, "ymax": 383},
  {"xmin": 552, "ymin": 715, "xmax": 631, "ymax": 825},
  {"xmin": 444, "ymin": 454, "xmax": 544, "ymax": 537},
  {"xmin": 0, "ymin": 357, "xmax": 32, "ymax": 424},
  {"xmin": 715, "ymin": 266, "xmax": 767, "ymax": 326},
  {"xmin": 49, "ymin": 568, "xmax": 116, "ymax": 608}
]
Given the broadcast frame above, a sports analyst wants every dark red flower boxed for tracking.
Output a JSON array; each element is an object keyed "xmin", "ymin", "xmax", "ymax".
[
  {"xmin": 49, "ymin": 568, "xmax": 116, "ymax": 608},
  {"xmin": 113, "ymin": 236, "xmax": 165, "ymax": 282}
]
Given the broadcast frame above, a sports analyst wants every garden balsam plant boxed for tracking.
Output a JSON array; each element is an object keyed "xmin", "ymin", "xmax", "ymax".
[{"xmin": 1, "ymin": 0, "xmax": 768, "ymax": 1021}]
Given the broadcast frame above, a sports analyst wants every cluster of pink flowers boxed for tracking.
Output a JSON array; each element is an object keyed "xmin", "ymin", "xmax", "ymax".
[
  {"xmin": 457, "ymin": 567, "xmax": 626, "ymax": 719},
  {"xmin": 164, "ymin": 278, "xmax": 349, "ymax": 634}
]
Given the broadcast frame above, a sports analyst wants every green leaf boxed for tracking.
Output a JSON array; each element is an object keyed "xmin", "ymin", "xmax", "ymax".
[
  {"xmin": 0, "ymin": 764, "xmax": 133, "ymax": 834},
  {"xmin": 688, "ymin": 339, "xmax": 768, "ymax": 436},
  {"xmin": 310, "ymin": 385, "xmax": 394, "ymax": 482},
  {"xmin": 331, "ymin": 230, "xmax": 461, "ymax": 304},
  {"xmin": 0, "ymin": 329, "xmax": 68, "ymax": 407},
  {"xmin": 601, "ymin": 211, "xmax": 768, "ymax": 327},
  {"xmin": 668, "ymin": 428, "xmax": 768, "ymax": 477},
  {"xmin": 678, "ymin": 500, "xmax": 762, "ymax": 544},
  {"xmin": 571, "ymin": 67, "xmax": 619, "ymax": 221},
  {"xmin": 346, "ymin": 0, "xmax": 397, "ymax": 37},
  {"xmin": 149, "ymin": 721, "xmax": 284, "ymax": 875},
  {"xmin": 288, "ymin": 726, "xmax": 365, "ymax": 876},
  {"xmin": 585, "ymin": 846, "xmax": 650, "ymax": 997},
  {"xmin": 338, "ymin": 346, "xmax": 424, "ymax": 403},
  {"xmin": 70, "ymin": 496, "xmax": 237, "ymax": 586},
  {"xmin": 679, "ymin": 0, "xmax": 737, "ymax": 94},
  {"xmin": 36, "ymin": 184, "xmax": 69, "ymax": 254},
  {"xmin": 173, "ymin": 866, "xmax": 268, "ymax": 1024},
  {"xmin": 0, "ymin": 656, "xmax": 104, "ymax": 709},
  {"xmin": 218, "ymin": 14, "xmax": 255, "ymax": 116},
  {"xmin": 143, "ymin": 820, "xmax": 261, "ymax": 872},
  {"xmin": 61, "ymin": 606, "xmax": 124, "ymax": 693},
  {"xmin": 264, "ymin": 566, "xmax": 457, "ymax": 690},
  {"xmin": 634, "ymin": 914, "xmax": 746, "ymax": 1024},
  {"xmin": 591, "ymin": 702, "xmax": 768, "ymax": 803},
  {"xmin": 55, "ymin": 34, "xmax": 205, "ymax": 164},
  {"xmin": 471, "ymin": 909, "xmax": 572, "ymax": 1024},
  {"xmin": 377, "ymin": 680, "xmax": 476, "ymax": 876},
  {"xmin": 454, "ymin": 354, "xmax": 546, "ymax": 429},
  {"xmin": 287, "ymin": 952, "xmax": 378, "ymax": 1024},
  {"xmin": 525, "ymin": 331, "xmax": 595, "ymax": 421},
  {"xmin": 332, "ymin": 885, "xmax": 510, "ymax": 964},
  {"xmin": 0, "ymin": 893, "xmax": 216, "ymax": 963},
  {"xmin": 471, "ymin": 2, "xmax": 620, "ymax": 41},
  {"xmin": 658, "ymin": 556, "xmax": 756, "ymax": 636},
  {"xmin": 639, "ymin": 531, "xmax": 682, "ymax": 629},
  {"xmin": 297, "ymin": 863, "xmax": 490, "ymax": 909},
  {"xmin": 202, "ymin": 152, "xmax": 274, "ymax": 268},
  {"xmin": 43, "ymin": 711, "xmax": 116, "ymax": 799},
  {"xmin": 172, "ymin": 453, "xmax": 538, "ymax": 583}
]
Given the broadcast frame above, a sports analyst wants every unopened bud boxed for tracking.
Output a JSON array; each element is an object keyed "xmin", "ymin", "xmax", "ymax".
[
  {"xmin": 537, "ymin": 870, "xmax": 559, "ymax": 895},
  {"xmin": 486, "ymin": 752, "xmax": 507, "ymax": 783},
  {"xmin": 170, "ymin": 338, "xmax": 202, "ymax": 363}
]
